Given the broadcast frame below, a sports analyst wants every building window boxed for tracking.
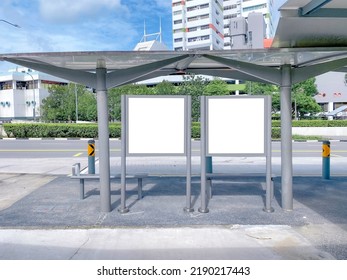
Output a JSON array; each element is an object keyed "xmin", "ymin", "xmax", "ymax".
[
  {"xmin": 175, "ymin": 47, "xmax": 183, "ymax": 51},
  {"xmin": 188, "ymin": 27, "xmax": 198, "ymax": 32},
  {"xmin": 200, "ymin": 14, "xmax": 209, "ymax": 19},
  {"xmin": 188, "ymin": 16, "xmax": 198, "ymax": 22},
  {"xmin": 172, "ymin": 2, "xmax": 181, "ymax": 7},
  {"xmin": 187, "ymin": 6, "xmax": 198, "ymax": 12},
  {"xmin": 188, "ymin": 37, "xmax": 198, "ymax": 42},
  {"xmin": 0, "ymin": 81, "xmax": 13, "ymax": 90},
  {"xmin": 201, "ymin": 24, "xmax": 209, "ymax": 30},
  {"xmin": 174, "ymin": 19, "xmax": 182, "ymax": 24},
  {"xmin": 224, "ymin": 13, "xmax": 237, "ymax": 19},
  {"xmin": 243, "ymin": 4, "xmax": 267, "ymax": 13},
  {"xmin": 173, "ymin": 10, "xmax": 182, "ymax": 15},
  {"xmin": 201, "ymin": 35, "xmax": 210, "ymax": 41},
  {"xmin": 16, "ymin": 81, "xmax": 27, "ymax": 89},
  {"xmin": 224, "ymin": 5, "xmax": 238, "ymax": 10},
  {"xmin": 174, "ymin": 38, "xmax": 183, "ymax": 42}
]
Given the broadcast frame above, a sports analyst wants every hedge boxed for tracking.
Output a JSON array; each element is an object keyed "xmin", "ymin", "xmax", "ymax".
[
  {"xmin": 2, "ymin": 120, "xmax": 345, "ymax": 139},
  {"xmin": 3, "ymin": 123, "xmax": 121, "ymax": 138},
  {"xmin": 272, "ymin": 120, "xmax": 347, "ymax": 127}
]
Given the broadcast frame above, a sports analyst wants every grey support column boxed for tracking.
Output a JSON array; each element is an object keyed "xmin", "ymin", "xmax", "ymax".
[
  {"xmin": 264, "ymin": 95, "xmax": 274, "ymax": 213},
  {"xmin": 119, "ymin": 95, "xmax": 129, "ymax": 214},
  {"xmin": 184, "ymin": 96, "xmax": 194, "ymax": 212},
  {"xmin": 96, "ymin": 59, "xmax": 111, "ymax": 212},
  {"xmin": 199, "ymin": 96, "xmax": 209, "ymax": 213},
  {"xmin": 280, "ymin": 64, "xmax": 293, "ymax": 211}
]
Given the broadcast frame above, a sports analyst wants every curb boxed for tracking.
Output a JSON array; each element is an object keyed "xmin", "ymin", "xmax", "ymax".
[
  {"xmin": 1, "ymin": 138, "xmax": 346, "ymax": 142},
  {"xmin": 0, "ymin": 138, "xmax": 120, "ymax": 141}
]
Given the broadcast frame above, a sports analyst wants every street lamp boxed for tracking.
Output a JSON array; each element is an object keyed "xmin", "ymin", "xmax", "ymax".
[
  {"xmin": 22, "ymin": 71, "xmax": 36, "ymax": 121},
  {"xmin": 0, "ymin": 19, "xmax": 20, "ymax": 28}
]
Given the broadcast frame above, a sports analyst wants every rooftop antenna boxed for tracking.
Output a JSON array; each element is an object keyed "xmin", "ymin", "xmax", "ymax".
[
  {"xmin": 143, "ymin": 20, "xmax": 147, "ymax": 42},
  {"xmin": 139, "ymin": 18, "xmax": 163, "ymax": 43},
  {"xmin": 159, "ymin": 17, "xmax": 162, "ymax": 43}
]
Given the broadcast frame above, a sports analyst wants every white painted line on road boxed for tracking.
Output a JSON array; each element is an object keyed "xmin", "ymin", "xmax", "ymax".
[{"xmin": 73, "ymin": 153, "xmax": 83, "ymax": 157}]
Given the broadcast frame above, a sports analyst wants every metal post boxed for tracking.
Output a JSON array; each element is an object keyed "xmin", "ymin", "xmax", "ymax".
[
  {"xmin": 199, "ymin": 96, "xmax": 209, "ymax": 213},
  {"xmin": 184, "ymin": 96, "xmax": 194, "ymax": 212},
  {"xmin": 96, "ymin": 59, "xmax": 111, "ymax": 212},
  {"xmin": 74, "ymin": 83, "xmax": 78, "ymax": 122},
  {"xmin": 264, "ymin": 95, "xmax": 274, "ymax": 212},
  {"xmin": 280, "ymin": 64, "xmax": 293, "ymax": 211},
  {"xmin": 322, "ymin": 140, "xmax": 330, "ymax": 179},
  {"xmin": 119, "ymin": 95, "xmax": 129, "ymax": 213},
  {"xmin": 88, "ymin": 139, "xmax": 95, "ymax": 174}
]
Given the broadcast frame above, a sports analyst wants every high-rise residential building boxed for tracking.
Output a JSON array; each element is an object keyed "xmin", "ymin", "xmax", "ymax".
[
  {"xmin": 173, "ymin": 1, "xmax": 285, "ymax": 51},
  {"xmin": 172, "ymin": 0, "xmax": 224, "ymax": 51}
]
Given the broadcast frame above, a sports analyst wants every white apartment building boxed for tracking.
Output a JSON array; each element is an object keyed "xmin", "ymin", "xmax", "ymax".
[
  {"xmin": 0, "ymin": 68, "xmax": 67, "ymax": 120},
  {"xmin": 172, "ymin": 0, "xmax": 225, "ymax": 51}
]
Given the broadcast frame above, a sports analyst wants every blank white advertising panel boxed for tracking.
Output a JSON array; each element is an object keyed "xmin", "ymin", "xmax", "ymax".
[
  {"xmin": 127, "ymin": 97, "xmax": 186, "ymax": 155},
  {"xmin": 207, "ymin": 97, "xmax": 265, "ymax": 155}
]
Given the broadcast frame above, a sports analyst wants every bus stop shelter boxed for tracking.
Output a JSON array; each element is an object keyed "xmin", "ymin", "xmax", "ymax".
[{"xmin": 1, "ymin": 0, "xmax": 347, "ymax": 212}]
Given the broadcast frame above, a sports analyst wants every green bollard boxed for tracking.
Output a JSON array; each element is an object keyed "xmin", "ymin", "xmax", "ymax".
[
  {"xmin": 322, "ymin": 140, "xmax": 330, "ymax": 179},
  {"xmin": 206, "ymin": 156, "xmax": 213, "ymax": 173}
]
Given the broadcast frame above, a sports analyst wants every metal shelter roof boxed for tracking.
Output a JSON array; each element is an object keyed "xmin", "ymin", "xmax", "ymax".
[
  {"xmin": 273, "ymin": 0, "xmax": 347, "ymax": 48},
  {"xmin": 1, "ymin": 47, "xmax": 347, "ymax": 89}
]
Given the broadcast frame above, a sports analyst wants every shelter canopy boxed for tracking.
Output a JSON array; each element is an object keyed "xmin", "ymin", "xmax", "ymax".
[
  {"xmin": 1, "ymin": 47, "xmax": 347, "ymax": 88},
  {"xmin": 273, "ymin": 0, "xmax": 347, "ymax": 48}
]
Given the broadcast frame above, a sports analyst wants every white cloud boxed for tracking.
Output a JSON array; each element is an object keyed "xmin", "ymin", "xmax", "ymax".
[
  {"xmin": 154, "ymin": 0, "xmax": 171, "ymax": 9},
  {"xmin": 39, "ymin": 0, "xmax": 125, "ymax": 23}
]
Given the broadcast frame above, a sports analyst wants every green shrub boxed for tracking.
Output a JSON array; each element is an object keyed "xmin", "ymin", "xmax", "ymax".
[
  {"xmin": 272, "ymin": 127, "xmax": 281, "ymax": 139},
  {"xmin": 3, "ymin": 120, "xmax": 346, "ymax": 139},
  {"xmin": 191, "ymin": 122, "xmax": 200, "ymax": 139},
  {"xmin": 3, "ymin": 123, "xmax": 121, "ymax": 138},
  {"xmin": 273, "ymin": 120, "xmax": 347, "ymax": 127}
]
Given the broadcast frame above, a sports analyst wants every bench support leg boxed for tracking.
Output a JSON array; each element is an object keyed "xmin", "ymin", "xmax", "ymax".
[
  {"xmin": 263, "ymin": 177, "xmax": 275, "ymax": 213},
  {"xmin": 137, "ymin": 178, "xmax": 143, "ymax": 200},
  {"xmin": 79, "ymin": 179, "xmax": 85, "ymax": 200}
]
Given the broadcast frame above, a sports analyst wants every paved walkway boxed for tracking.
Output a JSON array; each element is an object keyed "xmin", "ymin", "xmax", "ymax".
[
  {"xmin": 0, "ymin": 155, "xmax": 347, "ymax": 260},
  {"xmin": 0, "ymin": 164, "xmax": 346, "ymax": 259}
]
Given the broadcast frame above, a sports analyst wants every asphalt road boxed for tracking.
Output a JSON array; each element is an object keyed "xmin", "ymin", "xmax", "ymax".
[{"xmin": 0, "ymin": 139, "xmax": 347, "ymax": 158}]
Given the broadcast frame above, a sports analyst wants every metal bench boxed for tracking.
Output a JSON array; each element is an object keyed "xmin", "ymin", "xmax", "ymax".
[
  {"xmin": 206, "ymin": 172, "xmax": 275, "ymax": 200},
  {"xmin": 70, "ymin": 163, "xmax": 147, "ymax": 200}
]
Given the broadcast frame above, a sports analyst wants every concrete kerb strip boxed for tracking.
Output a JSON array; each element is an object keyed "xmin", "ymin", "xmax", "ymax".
[{"xmin": 0, "ymin": 226, "xmax": 335, "ymax": 260}]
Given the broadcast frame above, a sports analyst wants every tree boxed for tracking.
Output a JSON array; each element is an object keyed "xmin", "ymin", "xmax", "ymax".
[
  {"xmin": 41, "ymin": 84, "xmax": 97, "ymax": 122},
  {"xmin": 177, "ymin": 75, "xmax": 209, "ymax": 121},
  {"xmin": 203, "ymin": 78, "xmax": 230, "ymax": 96},
  {"xmin": 292, "ymin": 78, "xmax": 321, "ymax": 118},
  {"xmin": 154, "ymin": 80, "xmax": 177, "ymax": 95},
  {"xmin": 108, "ymin": 84, "xmax": 154, "ymax": 121},
  {"xmin": 245, "ymin": 78, "xmax": 321, "ymax": 118},
  {"xmin": 245, "ymin": 81, "xmax": 280, "ymax": 112}
]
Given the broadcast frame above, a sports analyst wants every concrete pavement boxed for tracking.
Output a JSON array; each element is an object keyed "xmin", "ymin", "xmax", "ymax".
[{"xmin": 0, "ymin": 156, "xmax": 346, "ymax": 260}]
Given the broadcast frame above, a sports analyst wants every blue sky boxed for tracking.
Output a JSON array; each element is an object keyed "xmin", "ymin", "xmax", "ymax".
[{"xmin": 0, "ymin": 0, "xmax": 172, "ymax": 70}]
